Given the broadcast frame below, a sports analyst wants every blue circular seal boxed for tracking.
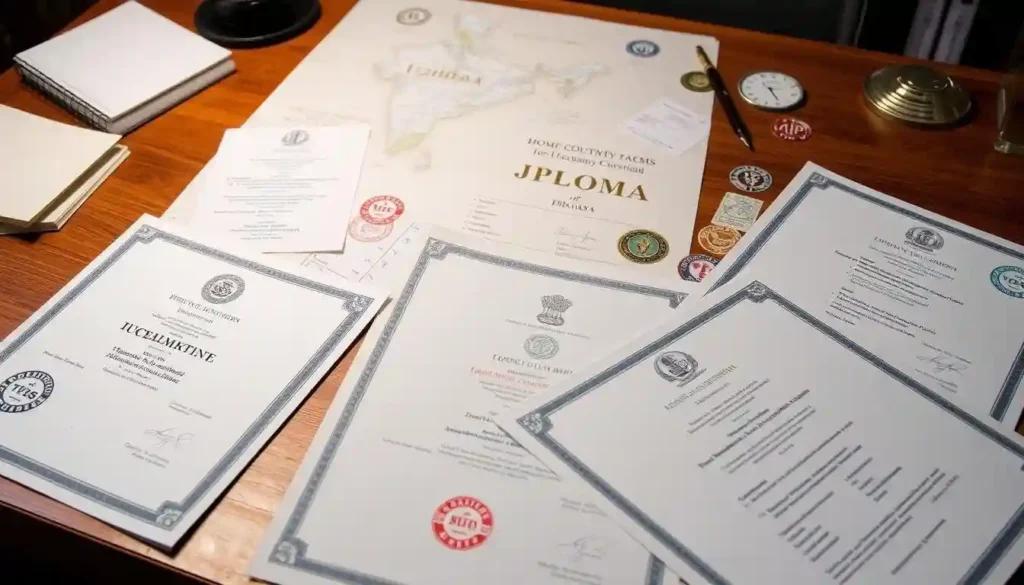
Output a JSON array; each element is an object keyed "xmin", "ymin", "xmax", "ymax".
[
  {"xmin": 991, "ymin": 266, "xmax": 1024, "ymax": 298},
  {"xmin": 626, "ymin": 40, "xmax": 660, "ymax": 58},
  {"xmin": 0, "ymin": 371, "xmax": 54, "ymax": 414}
]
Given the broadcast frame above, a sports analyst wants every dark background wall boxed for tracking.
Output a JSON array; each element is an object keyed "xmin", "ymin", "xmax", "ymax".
[
  {"xmin": 1, "ymin": 1, "xmax": 1022, "ymax": 75},
  {"xmin": 0, "ymin": 0, "xmax": 99, "ymax": 72}
]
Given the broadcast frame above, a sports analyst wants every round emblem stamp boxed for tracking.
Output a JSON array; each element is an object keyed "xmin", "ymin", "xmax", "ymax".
[
  {"xmin": 677, "ymin": 254, "xmax": 719, "ymax": 282},
  {"xmin": 991, "ymin": 266, "xmax": 1024, "ymax": 298},
  {"xmin": 697, "ymin": 225, "xmax": 741, "ymax": 256},
  {"xmin": 772, "ymin": 117, "xmax": 812, "ymax": 141},
  {"xmin": 905, "ymin": 226, "xmax": 944, "ymax": 252},
  {"xmin": 618, "ymin": 230, "xmax": 669, "ymax": 264},
  {"xmin": 729, "ymin": 165, "xmax": 773, "ymax": 193},
  {"xmin": 524, "ymin": 334, "xmax": 559, "ymax": 360},
  {"xmin": 0, "ymin": 371, "xmax": 54, "ymax": 414},
  {"xmin": 202, "ymin": 274, "xmax": 245, "ymax": 305},
  {"xmin": 396, "ymin": 7, "xmax": 431, "ymax": 25},
  {"xmin": 680, "ymin": 71, "xmax": 712, "ymax": 93},
  {"xmin": 348, "ymin": 217, "xmax": 394, "ymax": 243},
  {"xmin": 654, "ymin": 351, "xmax": 699, "ymax": 384},
  {"xmin": 432, "ymin": 496, "xmax": 493, "ymax": 551},
  {"xmin": 281, "ymin": 129, "xmax": 309, "ymax": 146},
  {"xmin": 626, "ymin": 40, "xmax": 660, "ymax": 58},
  {"xmin": 360, "ymin": 195, "xmax": 405, "ymax": 225}
]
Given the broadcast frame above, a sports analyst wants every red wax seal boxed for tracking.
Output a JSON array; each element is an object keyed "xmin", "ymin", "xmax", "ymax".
[
  {"xmin": 772, "ymin": 117, "xmax": 812, "ymax": 141},
  {"xmin": 432, "ymin": 495, "xmax": 493, "ymax": 551},
  {"xmin": 360, "ymin": 195, "xmax": 405, "ymax": 225}
]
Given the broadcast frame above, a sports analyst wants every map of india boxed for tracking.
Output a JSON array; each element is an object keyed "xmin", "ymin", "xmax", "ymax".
[{"xmin": 375, "ymin": 13, "xmax": 606, "ymax": 154}]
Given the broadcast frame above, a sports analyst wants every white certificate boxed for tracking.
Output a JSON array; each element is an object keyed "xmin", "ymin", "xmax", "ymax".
[
  {"xmin": 502, "ymin": 278, "xmax": 1024, "ymax": 585},
  {"xmin": 190, "ymin": 125, "xmax": 370, "ymax": 253},
  {"xmin": 698, "ymin": 162, "xmax": 1024, "ymax": 429},
  {"xmin": 0, "ymin": 215, "xmax": 385, "ymax": 548},
  {"xmin": 165, "ymin": 0, "xmax": 717, "ymax": 280},
  {"xmin": 250, "ymin": 226, "xmax": 697, "ymax": 585}
]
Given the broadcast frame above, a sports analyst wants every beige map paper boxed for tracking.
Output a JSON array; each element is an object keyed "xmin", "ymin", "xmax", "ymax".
[{"xmin": 166, "ymin": 0, "xmax": 718, "ymax": 280}]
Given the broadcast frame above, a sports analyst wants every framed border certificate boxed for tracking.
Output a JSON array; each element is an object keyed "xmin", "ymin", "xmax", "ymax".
[
  {"xmin": 700, "ymin": 163, "xmax": 1024, "ymax": 428},
  {"xmin": 252, "ymin": 227, "xmax": 693, "ymax": 585},
  {"xmin": 0, "ymin": 216, "xmax": 385, "ymax": 548},
  {"xmin": 503, "ymin": 279, "xmax": 1024, "ymax": 585}
]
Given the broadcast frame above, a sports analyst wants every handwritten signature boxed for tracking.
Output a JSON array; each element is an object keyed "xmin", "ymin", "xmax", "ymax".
[
  {"xmin": 558, "ymin": 536, "xmax": 608, "ymax": 563},
  {"xmin": 555, "ymin": 227, "xmax": 597, "ymax": 245},
  {"xmin": 144, "ymin": 428, "xmax": 194, "ymax": 450},
  {"xmin": 916, "ymin": 354, "xmax": 968, "ymax": 375}
]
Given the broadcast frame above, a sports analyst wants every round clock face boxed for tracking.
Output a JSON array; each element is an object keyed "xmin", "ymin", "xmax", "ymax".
[{"xmin": 738, "ymin": 72, "xmax": 805, "ymax": 111}]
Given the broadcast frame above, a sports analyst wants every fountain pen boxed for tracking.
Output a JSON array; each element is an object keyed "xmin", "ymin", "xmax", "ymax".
[{"xmin": 696, "ymin": 45, "xmax": 754, "ymax": 151}]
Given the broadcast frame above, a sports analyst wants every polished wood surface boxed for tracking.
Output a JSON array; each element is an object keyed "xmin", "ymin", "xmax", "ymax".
[{"xmin": 1, "ymin": 0, "xmax": 1022, "ymax": 582}]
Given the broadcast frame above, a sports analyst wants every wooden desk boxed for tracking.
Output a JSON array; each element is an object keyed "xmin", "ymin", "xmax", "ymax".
[{"xmin": 1, "ymin": 1, "xmax": 1022, "ymax": 582}]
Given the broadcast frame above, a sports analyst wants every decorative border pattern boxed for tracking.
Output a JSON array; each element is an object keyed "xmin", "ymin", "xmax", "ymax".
[
  {"xmin": 268, "ymin": 237, "xmax": 686, "ymax": 584},
  {"xmin": 517, "ymin": 280, "xmax": 1024, "ymax": 585},
  {"xmin": 709, "ymin": 172, "xmax": 1024, "ymax": 422},
  {"xmin": 0, "ymin": 224, "xmax": 376, "ymax": 530}
]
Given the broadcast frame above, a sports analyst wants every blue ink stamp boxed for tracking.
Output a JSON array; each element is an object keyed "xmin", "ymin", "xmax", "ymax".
[
  {"xmin": 626, "ymin": 40, "xmax": 660, "ymax": 58},
  {"xmin": 0, "ymin": 370, "xmax": 54, "ymax": 414},
  {"xmin": 202, "ymin": 274, "xmax": 245, "ymax": 305},
  {"xmin": 524, "ymin": 334, "xmax": 559, "ymax": 360},
  {"xmin": 991, "ymin": 266, "xmax": 1024, "ymax": 298}
]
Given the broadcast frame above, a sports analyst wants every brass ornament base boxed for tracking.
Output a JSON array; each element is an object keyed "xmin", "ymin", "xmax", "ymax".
[{"xmin": 864, "ymin": 65, "xmax": 971, "ymax": 127}]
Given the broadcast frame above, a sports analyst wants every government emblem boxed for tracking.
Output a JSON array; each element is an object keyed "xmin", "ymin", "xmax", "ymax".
[
  {"xmin": 654, "ymin": 351, "xmax": 699, "ymax": 385},
  {"xmin": 281, "ymin": 129, "xmax": 310, "ymax": 146},
  {"xmin": 202, "ymin": 274, "xmax": 245, "ymax": 305},
  {"xmin": 536, "ymin": 295, "xmax": 572, "ymax": 327},
  {"xmin": 905, "ymin": 227, "xmax": 944, "ymax": 252}
]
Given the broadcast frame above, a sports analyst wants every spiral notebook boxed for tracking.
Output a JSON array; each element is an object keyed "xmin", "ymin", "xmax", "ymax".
[{"xmin": 13, "ymin": 1, "xmax": 235, "ymax": 135}]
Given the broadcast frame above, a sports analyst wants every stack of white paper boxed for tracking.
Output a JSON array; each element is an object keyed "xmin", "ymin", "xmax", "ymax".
[{"xmin": 0, "ymin": 105, "xmax": 128, "ymax": 234}]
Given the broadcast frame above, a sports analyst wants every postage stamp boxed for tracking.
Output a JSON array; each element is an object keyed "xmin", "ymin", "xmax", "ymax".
[
  {"xmin": 697, "ymin": 224, "xmax": 741, "ymax": 256},
  {"xmin": 711, "ymin": 192, "xmax": 764, "ymax": 232},
  {"xmin": 728, "ymin": 165, "xmax": 772, "ymax": 193},
  {"xmin": 677, "ymin": 254, "xmax": 719, "ymax": 282}
]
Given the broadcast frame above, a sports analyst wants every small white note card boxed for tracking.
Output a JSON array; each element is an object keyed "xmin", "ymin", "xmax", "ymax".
[
  {"xmin": 625, "ymin": 98, "xmax": 710, "ymax": 156},
  {"xmin": 192, "ymin": 125, "xmax": 370, "ymax": 253}
]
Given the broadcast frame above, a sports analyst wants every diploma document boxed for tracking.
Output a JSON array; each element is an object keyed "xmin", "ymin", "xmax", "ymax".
[
  {"xmin": 700, "ymin": 163, "xmax": 1024, "ymax": 429},
  {"xmin": 167, "ymin": 0, "xmax": 717, "ymax": 280},
  {"xmin": 503, "ymin": 279, "xmax": 1024, "ymax": 585},
  {"xmin": 251, "ymin": 227, "xmax": 696, "ymax": 585},
  {"xmin": 0, "ymin": 216, "xmax": 385, "ymax": 548}
]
